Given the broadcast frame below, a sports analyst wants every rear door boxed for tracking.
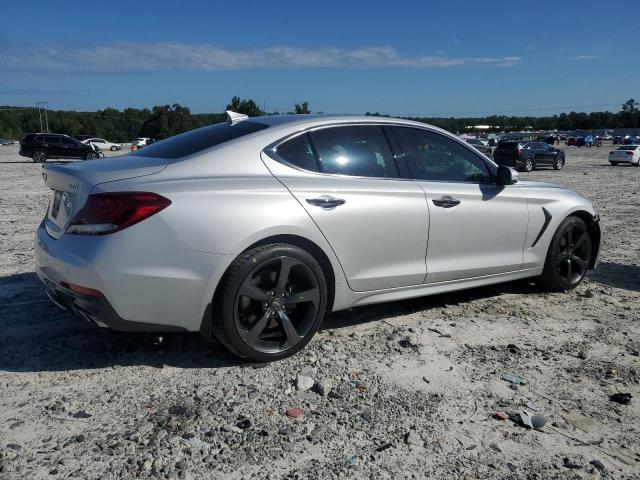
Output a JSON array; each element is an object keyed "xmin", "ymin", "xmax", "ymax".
[
  {"xmin": 263, "ymin": 124, "xmax": 429, "ymax": 292},
  {"xmin": 392, "ymin": 126, "xmax": 529, "ymax": 283}
]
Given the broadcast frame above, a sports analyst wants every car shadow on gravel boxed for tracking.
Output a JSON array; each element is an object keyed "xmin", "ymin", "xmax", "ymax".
[
  {"xmin": 0, "ymin": 272, "xmax": 243, "ymax": 373},
  {"xmin": 588, "ymin": 261, "xmax": 640, "ymax": 292}
]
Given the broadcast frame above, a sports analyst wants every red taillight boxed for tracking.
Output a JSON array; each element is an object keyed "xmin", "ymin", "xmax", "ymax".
[
  {"xmin": 626, "ymin": 151, "xmax": 634, "ymax": 155},
  {"xmin": 66, "ymin": 192, "xmax": 171, "ymax": 235},
  {"xmin": 60, "ymin": 281, "xmax": 103, "ymax": 297}
]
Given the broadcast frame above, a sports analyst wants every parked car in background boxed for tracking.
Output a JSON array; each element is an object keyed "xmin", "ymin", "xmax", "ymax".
[
  {"xmin": 566, "ymin": 137, "xmax": 577, "ymax": 146},
  {"xmin": 612, "ymin": 136, "xmax": 623, "ymax": 145},
  {"xmin": 464, "ymin": 138, "xmax": 493, "ymax": 157},
  {"xmin": 622, "ymin": 136, "xmax": 640, "ymax": 145},
  {"xmin": 19, "ymin": 133, "xmax": 101, "ymax": 163},
  {"xmin": 493, "ymin": 140, "xmax": 565, "ymax": 172},
  {"xmin": 34, "ymin": 113, "xmax": 601, "ymax": 362},
  {"xmin": 81, "ymin": 137, "xmax": 123, "ymax": 151},
  {"xmin": 608, "ymin": 145, "xmax": 640, "ymax": 166}
]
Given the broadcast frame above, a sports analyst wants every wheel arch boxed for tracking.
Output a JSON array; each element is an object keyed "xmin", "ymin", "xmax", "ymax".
[{"xmin": 567, "ymin": 210, "xmax": 601, "ymax": 269}]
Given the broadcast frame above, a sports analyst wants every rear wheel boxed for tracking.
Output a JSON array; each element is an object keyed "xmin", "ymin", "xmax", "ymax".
[
  {"xmin": 32, "ymin": 150, "xmax": 47, "ymax": 163},
  {"xmin": 610, "ymin": 162, "xmax": 618, "ymax": 166},
  {"xmin": 212, "ymin": 244, "xmax": 327, "ymax": 362},
  {"xmin": 524, "ymin": 158, "xmax": 534, "ymax": 172},
  {"xmin": 553, "ymin": 157, "xmax": 565, "ymax": 170},
  {"xmin": 110, "ymin": 146, "xmax": 117, "ymax": 151},
  {"xmin": 539, "ymin": 216, "xmax": 592, "ymax": 291}
]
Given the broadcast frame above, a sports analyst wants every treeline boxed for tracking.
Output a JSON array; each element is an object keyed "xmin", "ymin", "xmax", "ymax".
[{"xmin": 1, "ymin": 97, "xmax": 637, "ymax": 141}]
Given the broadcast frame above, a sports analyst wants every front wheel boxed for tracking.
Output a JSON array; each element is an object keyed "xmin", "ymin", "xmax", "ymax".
[
  {"xmin": 539, "ymin": 216, "xmax": 592, "ymax": 291},
  {"xmin": 212, "ymin": 244, "xmax": 328, "ymax": 362},
  {"xmin": 85, "ymin": 152, "xmax": 99, "ymax": 160},
  {"xmin": 110, "ymin": 146, "xmax": 117, "ymax": 151}
]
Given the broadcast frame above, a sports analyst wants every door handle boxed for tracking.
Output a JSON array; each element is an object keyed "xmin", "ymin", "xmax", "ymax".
[
  {"xmin": 306, "ymin": 196, "xmax": 346, "ymax": 209},
  {"xmin": 432, "ymin": 196, "xmax": 460, "ymax": 208}
]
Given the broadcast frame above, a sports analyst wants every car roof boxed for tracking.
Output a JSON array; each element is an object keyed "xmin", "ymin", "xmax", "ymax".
[{"xmin": 249, "ymin": 114, "xmax": 431, "ymax": 130}]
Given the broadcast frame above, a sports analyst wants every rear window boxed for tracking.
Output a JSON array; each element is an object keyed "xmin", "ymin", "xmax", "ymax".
[
  {"xmin": 131, "ymin": 121, "xmax": 269, "ymax": 159},
  {"xmin": 497, "ymin": 141, "xmax": 520, "ymax": 150},
  {"xmin": 617, "ymin": 146, "xmax": 638, "ymax": 151}
]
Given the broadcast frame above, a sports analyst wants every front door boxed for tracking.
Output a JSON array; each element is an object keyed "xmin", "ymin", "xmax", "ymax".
[
  {"xmin": 392, "ymin": 126, "xmax": 529, "ymax": 283},
  {"xmin": 263, "ymin": 125, "xmax": 429, "ymax": 292}
]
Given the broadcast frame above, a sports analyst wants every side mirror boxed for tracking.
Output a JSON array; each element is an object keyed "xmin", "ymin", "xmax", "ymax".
[{"xmin": 496, "ymin": 165, "xmax": 518, "ymax": 186}]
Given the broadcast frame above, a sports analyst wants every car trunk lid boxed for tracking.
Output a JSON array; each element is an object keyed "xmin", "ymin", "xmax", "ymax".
[{"xmin": 42, "ymin": 155, "xmax": 169, "ymax": 239}]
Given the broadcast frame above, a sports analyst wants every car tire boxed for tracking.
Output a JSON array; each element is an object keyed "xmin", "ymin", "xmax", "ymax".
[
  {"xmin": 553, "ymin": 157, "xmax": 564, "ymax": 170},
  {"xmin": 524, "ymin": 158, "xmax": 534, "ymax": 172},
  {"xmin": 610, "ymin": 162, "xmax": 618, "ymax": 166},
  {"xmin": 32, "ymin": 150, "xmax": 47, "ymax": 163},
  {"xmin": 212, "ymin": 243, "xmax": 328, "ymax": 362},
  {"xmin": 85, "ymin": 152, "xmax": 99, "ymax": 160},
  {"xmin": 538, "ymin": 216, "xmax": 592, "ymax": 291},
  {"xmin": 110, "ymin": 146, "xmax": 117, "ymax": 151}
]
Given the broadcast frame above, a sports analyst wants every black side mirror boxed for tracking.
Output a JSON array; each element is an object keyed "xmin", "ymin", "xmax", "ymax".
[{"xmin": 496, "ymin": 165, "xmax": 518, "ymax": 186}]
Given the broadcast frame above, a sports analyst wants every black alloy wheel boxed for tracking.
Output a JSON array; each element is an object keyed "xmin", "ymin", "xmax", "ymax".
[
  {"xmin": 540, "ymin": 216, "xmax": 592, "ymax": 291},
  {"xmin": 213, "ymin": 244, "xmax": 327, "ymax": 361}
]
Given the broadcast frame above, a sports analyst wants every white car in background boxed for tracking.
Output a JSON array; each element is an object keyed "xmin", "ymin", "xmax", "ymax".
[
  {"xmin": 81, "ymin": 138, "xmax": 122, "ymax": 152},
  {"xmin": 608, "ymin": 145, "xmax": 640, "ymax": 166}
]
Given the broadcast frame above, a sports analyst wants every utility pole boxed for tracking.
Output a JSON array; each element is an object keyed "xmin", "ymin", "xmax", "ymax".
[{"xmin": 35, "ymin": 101, "xmax": 49, "ymax": 133}]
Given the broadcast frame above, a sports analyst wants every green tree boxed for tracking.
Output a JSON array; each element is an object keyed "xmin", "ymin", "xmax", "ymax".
[
  {"xmin": 225, "ymin": 97, "xmax": 263, "ymax": 117},
  {"xmin": 294, "ymin": 101, "xmax": 311, "ymax": 114}
]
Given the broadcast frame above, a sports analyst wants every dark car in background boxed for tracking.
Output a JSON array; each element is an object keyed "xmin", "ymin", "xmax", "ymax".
[
  {"xmin": 492, "ymin": 140, "xmax": 565, "ymax": 172},
  {"xmin": 464, "ymin": 138, "xmax": 493, "ymax": 157},
  {"xmin": 19, "ymin": 133, "xmax": 100, "ymax": 163},
  {"xmin": 612, "ymin": 136, "xmax": 623, "ymax": 145}
]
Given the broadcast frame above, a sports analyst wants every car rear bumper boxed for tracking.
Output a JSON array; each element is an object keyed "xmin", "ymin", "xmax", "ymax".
[{"xmin": 35, "ymin": 217, "xmax": 229, "ymax": 332}]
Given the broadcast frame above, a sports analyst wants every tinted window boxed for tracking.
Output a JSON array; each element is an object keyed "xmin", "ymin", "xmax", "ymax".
[
  {"xmin": 276, "ymin": 134, "xmax": 319, "ymax": 172},
  {"xmin": 61, "ymin": 137, "xmax": 79, "ymax": 145},
  {"xmin": 43, "ymin": 135, "xmax": 61, "ymax": 144},
  {"xmin": 394, "ymin": 127, "xmax": 493, "ymax": 183},
  {"xmin": 131, "ymin": 121, "xmax": 269, "ymax": 159},
  {"xmin": 311, "ymin": 126, "xmax": 398, "ymax": 178}
]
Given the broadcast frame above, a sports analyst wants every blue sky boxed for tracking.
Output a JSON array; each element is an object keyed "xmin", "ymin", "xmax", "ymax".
[{"xmin": 0, "ymin": 0, "xmax": 637, "ymax": 116}]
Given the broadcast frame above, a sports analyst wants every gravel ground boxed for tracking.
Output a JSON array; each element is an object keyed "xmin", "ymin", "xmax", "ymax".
[{"xmin": 1, "ymin": 143, "xmax": 638, "ymax": 479}]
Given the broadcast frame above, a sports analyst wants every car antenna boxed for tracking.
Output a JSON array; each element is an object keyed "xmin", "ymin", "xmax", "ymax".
[{"xmin": 225, "ymin": 111, "xmax": 249, "ymax": 124}]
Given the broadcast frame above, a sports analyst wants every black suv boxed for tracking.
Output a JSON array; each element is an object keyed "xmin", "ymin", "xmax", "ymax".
[
  {"xmin": 19, "ymin": 133, "xmax": 100, "ymax": 163},
  {"xmin": 492, "ymin": 140, "xmax": 565, "ymax": 172}
]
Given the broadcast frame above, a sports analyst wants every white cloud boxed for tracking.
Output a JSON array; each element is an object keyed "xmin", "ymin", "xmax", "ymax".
[
  {"xmin": 0, "ymin": 42, "xmax": 522, "ymax": 73},
  {"xmin": 568, "ymin": 54, "xmax": 600, "ymax": 61}
]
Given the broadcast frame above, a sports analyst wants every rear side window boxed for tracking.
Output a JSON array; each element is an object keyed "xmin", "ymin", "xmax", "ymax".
[
  {"xmin": 311, "ymin": 126, "xmax": 399, "ymax": 178},
  {"xmin": 618, "ymin": 146, "xmax": 638, "ymax": 151},
  {"xmin": 276, "ymin": 134, "xmax": 319, "ymax": 172},
  {"xmin": 131, "ymin": 121, "xmax": 269, "ymax": 159}
]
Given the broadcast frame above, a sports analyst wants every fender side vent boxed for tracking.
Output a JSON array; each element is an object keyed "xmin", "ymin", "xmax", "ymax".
[{"xmin": 531, "ymin": 207, "xmax": 552, "ymax": 247}]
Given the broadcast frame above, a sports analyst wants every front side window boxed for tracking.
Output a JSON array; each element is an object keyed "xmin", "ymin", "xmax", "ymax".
[
  {"xmin": 394, "ymin": 127, "xmax": 493, "ymax": 183},
  {"xmin": 311, "ymin": 126, "xmax": 398, "ymax": 178}
]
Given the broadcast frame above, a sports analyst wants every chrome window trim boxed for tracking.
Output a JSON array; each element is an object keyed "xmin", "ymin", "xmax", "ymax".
[{"xmin": 263, "ymin": 121, "xmax": 499, "ymax": 185}]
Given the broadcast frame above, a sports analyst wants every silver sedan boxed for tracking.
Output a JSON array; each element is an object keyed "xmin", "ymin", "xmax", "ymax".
[{"xmin": 35, "ymin": 113, "xmax": 601, "ymax": 361}]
